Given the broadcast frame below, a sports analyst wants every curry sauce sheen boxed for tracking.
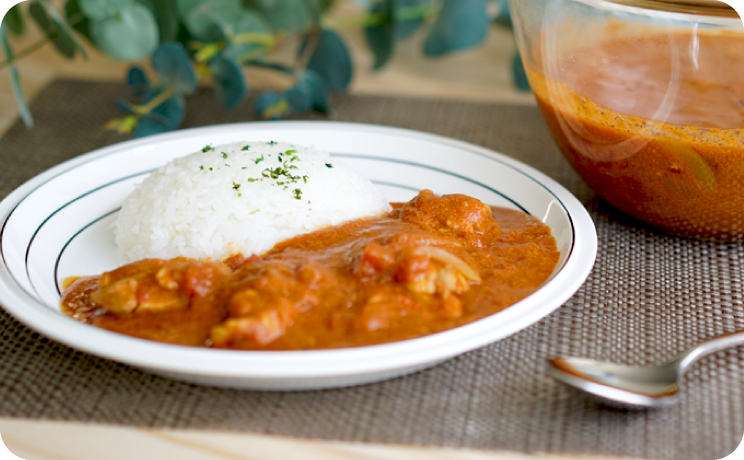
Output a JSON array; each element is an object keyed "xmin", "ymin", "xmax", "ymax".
[
  {"xmin": 530, "ymin": 29, "xmax": 744, "ymax": 239},
  {"xmin": 61, "ymin": 191, "xmax": 559, "ymax": 350}
]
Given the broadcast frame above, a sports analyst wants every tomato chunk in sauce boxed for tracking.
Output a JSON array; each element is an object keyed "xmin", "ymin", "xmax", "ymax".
[{"xmin": 61, "ymin": 191, "xmax": 560, "ymax": 350}]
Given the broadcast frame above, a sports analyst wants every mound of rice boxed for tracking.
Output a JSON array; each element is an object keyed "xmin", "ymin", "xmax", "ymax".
[{"xmin": 115, "ymin": 141, "xmax": 391, "ymax": 263}]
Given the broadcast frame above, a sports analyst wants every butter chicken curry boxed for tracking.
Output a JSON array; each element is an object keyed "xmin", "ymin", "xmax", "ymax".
[{"xmin": 62, "ymin": 191, "xmax": 559, "ymax": 350}]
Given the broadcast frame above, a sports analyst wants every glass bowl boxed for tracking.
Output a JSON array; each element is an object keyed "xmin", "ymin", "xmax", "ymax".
[{"xmin": 509, "ymin": 0, "xmax": 744, "ymax": 240}]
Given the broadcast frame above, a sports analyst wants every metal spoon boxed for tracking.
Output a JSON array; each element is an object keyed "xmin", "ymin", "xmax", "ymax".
[{"xmin": 547, "ymin": 330, "xmax": 744, "ymax": 408}]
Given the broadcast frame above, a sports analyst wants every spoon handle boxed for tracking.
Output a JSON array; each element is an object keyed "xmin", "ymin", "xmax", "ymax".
[{"xmin": 676, "ymin": 330, "xmax": 744, "ymax": 370}]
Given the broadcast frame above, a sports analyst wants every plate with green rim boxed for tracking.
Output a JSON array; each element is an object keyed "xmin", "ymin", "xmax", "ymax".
[{"xmin": 0, "ymin": 121, "xmax": 597, "ymax": 390}]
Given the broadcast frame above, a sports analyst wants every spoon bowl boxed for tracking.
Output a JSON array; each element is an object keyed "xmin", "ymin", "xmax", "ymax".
[
  {"xmin": 548, "ymin": 357, "xmax": 680, "ymax": 408},
  {"xmin": 548, "ymin": 330, "xmax": 744, "ymax": 408}
]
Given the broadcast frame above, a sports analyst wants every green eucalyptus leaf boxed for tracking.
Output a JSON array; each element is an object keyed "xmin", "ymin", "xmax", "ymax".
[
  {"xmin": 225, "ymin": 9, "xmax": 271, "ymax": 38},
  {"xmin": 363, "ymin": 0, "xmax": 431, "ymax": 70},
  {"xmin": 184, "ymin": 0, "xmax": 242, "ymax": 42},
  {"xmin": 210, "ymin": 56, "xmax": 247, "ymax": 109},
  {"xmin": 134, "ymin": 93, "xmax": 186, "ymax": 137},
  {"xmin": 317, "ymin": 0, "xmax": 335, "ymax": 12},
  {"xmin": 285, "ymin": 85, "xmax": 312, "ymax": 113},
  {"xmin": 512, "ymin": 52, "xmax": 530, "ymax": 91},
  {"xmin": 139, "ymin": 0, "xmax": 180, "ymax": 42},
  {"xmin": 29, "ymin": 0, "xmax": 86, "ymax": 59},
  {"xmin": 221, "ymin": 10, "xmax": 272, "ymax": 62},
  {"xmin": 90, "ymin": 3, "xmax": 159, "ymax": 60},
  {"xmin": 126, "ymin": 66, "xmax": 153, "ymax": 100},
  {"xmin": 64, "ymin": 0, "xmax": 93, "ymax": 43},
  {"xmin": 285, "ymin": 70, "xmax": 328, "ymax": 113},
  {"xmin": 78, "ymin": 0, "xmax": 134, "ymax": 20},
  {"xmin": 152, "ymin": 42, "xmax": 197, "ymax": 94},
  {"xmin": 0, "ymin": 26, "xmax": 33, "ymax": 127},
  {"xmin": 7, "ymin": 56, "xmax": 33, "ymax": 128},
  {"xmin": 300, "ymin": 69, "xmax": 328, "ymax": 113},
  {"xmin": 301, "ymin": 30, "xmax": 352, "ymax": 90},
  {"xmin": 244, "ymin": 60, "xmax": 293, "ymax": 74},
  {"xmin": 395, "ymin": 0, "xmax": 429, "ymax": 39},
  {"xmin": 422, "ymin": 0, "xmax": 489, "ymax": 57},
  {"xmin": 252, "ymin": 0, "xmax": 313, "ymax": 32},
  {"xmin": 175, "ymin": 0, "xmax": 204, "ymax": 20},
  {"xmin": 255, "ymin": 91, "xmax": 289, "ymax": 119},
  {"xmin": 3, "ymin": 4, "xmax": 25, "ymax": 36},
  {"xmin": 363, "ymin": 0, "xmax": 394, "ymax": 70},
  {"xmin": 175, "ymin": 21, "xmax": 193, "ymax": 49}
]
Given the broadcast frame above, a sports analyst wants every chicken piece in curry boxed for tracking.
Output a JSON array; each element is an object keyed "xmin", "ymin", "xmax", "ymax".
[{"xmin": 61, "ymin": 191, "xmax": 560, "ymax": 350}]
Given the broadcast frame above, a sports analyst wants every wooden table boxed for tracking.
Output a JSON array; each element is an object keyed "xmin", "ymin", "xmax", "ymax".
[{"xmin": 0, "ymin": 2, "xmax": 638, "ymax": 459}]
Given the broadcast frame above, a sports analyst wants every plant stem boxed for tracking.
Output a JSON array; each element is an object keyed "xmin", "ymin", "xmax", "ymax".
[
  {"xmin": 0, "ymin": 11, "xmax": 87, "ymax": 71},
  {"xmin": 131, "ymin": 87, "xmax": 176, "ymax": 115},
  {"xmin": 235, "ymin": 47, "xmax": 272, "ymax": 65},
  {"xmin": 296, "ymin": 30, "xmax": 320, "ymax": 75},
  {"xmin": 231, "ymin": 32, "xmax": 276, "ymax": 47},
  {"xmin": 302, "ymin": 0, "xmax": 323, "ymax": 28},
  {"xmin": 0, "ymin": 35, "xmax": 49, "ymax": 70}
]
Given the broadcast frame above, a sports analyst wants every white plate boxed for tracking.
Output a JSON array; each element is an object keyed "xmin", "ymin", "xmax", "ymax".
[{"xmin": 0, "ymin": 121, "xmax": 596, "ymax": 390}]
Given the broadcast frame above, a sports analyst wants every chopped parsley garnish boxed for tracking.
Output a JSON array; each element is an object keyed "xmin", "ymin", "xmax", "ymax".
[
  {"xmin": 325, "ymin": 163, "xmax": 333, "ymax": 168},
  {"xmin": 232, "ymin": 182, "xmax": 241, "ymax": 190},
  {"xmin": 199, "ymin": 165, "xmax": 204, "ymax": 170},
  {"xmin": 201, "ymin": 144, "xmax": 214, "ymax": 152},
  {"xmin": 292, "ymin": 188, "xmax": 302, "ymax": 200},
  {"xmin": 247, "ymin": 178, "xmax": 257, "ymax": 182},
  {"xmin": 225, "ymin": 164, "xmax": 230, "ymax": 167},
  {"xmin": 241, "ymin": 145, "xmax": 250, "ymax": 151},
  {"xmin": 254, "ymin": 154, "xmax": 265, "ymax": 164},
  {"xmin": 285, "ymin": 149, "xmax": 297, "ymax": 155},
  {"xmin": 222, "ymin": 152, "xmax": 228, "ymax": 159},
  {"xmin": 209, "ymin": 167, "xmax": 213, "ymax": 171},
  {"xmin": 267, "ymin": 141, "xmax": 278, "ymax": 146},
  {"xmin": 263, "ymin": 167, "xmax": 281, "ymax": 179}
]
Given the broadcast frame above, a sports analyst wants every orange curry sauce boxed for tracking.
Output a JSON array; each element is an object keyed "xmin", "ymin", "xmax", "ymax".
[
  {"xmin": 61, "ymin": 191, "xmax": 559, "ymax": 350},
  {"xmin": 530, "ymin": 30, "xmax": 744, "ymax": 239}
]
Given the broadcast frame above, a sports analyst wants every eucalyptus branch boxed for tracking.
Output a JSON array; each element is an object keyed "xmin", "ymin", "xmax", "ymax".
[
  {"xmin": 235, "ymin": 46, "xmax": 273, "ymax": 65},
  {"xmin": 231, "ymin": 32, "xmax": 277, "ymax": 47},
  {"xmin": 0, "ymin": 11, "xmax": 86, "ymax": 71},
  {"xmin": 323, "ymin": 4, "xmax": 435, "ymax": 30},
  {"xmin": 193, "ymin": 42, "xmax": 224, "ymax": 63},
  {"xmin": 302, "ymin": 0, "xmax": 323, "ymax": 27},
  {"xmin": 296, "ymin": 30, "xmax": 321, "ymax": 74},
  {"xmin": 105, "ymin": 86, "xmax": 178, "ymax": 133},
  {"xmin": 0, "ymin": 35, "xmax": 48, "ymax": 70},
  {"xmin": 11, "ymin": 0, "xmax": 510, "ymax": 135},
  {"xmin": 130, "ymin": 87, "xmax": 176, "ymax": 115}
]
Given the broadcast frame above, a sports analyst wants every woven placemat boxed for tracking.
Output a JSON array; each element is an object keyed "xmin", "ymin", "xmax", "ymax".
[{"xmin": 1, "ymin": 79, "xmax": 743, "ymax": 460}]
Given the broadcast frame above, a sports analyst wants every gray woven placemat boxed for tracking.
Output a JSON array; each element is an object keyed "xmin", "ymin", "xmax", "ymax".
[{"xmin": 1, "ymin": 79, "xmax": 743, "ymax": 460}]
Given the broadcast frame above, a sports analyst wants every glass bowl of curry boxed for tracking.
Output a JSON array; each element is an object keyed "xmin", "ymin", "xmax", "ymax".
[{"xmin": 509, "ymin": 0, "xmax": 744, "ymax": 240}]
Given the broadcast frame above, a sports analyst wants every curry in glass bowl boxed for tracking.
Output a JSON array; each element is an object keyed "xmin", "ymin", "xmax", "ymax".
[{"xmin": 510, "ymin": 0, "xmax": 744, "ymax": 240}]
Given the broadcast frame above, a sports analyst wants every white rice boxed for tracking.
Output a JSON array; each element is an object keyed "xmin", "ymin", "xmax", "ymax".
[{"xmin": 115, "ymin": 141, "xmax": 391, "ymax": 263}]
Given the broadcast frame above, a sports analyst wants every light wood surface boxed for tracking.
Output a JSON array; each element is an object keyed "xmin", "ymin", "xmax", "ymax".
[
  {"xmin": 0, "ymin": 418, "xmax": 636, "ymax": 460},
  {"xmin": 0, "ymin": 2, "xmax": 631, "ymax": 460}
]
